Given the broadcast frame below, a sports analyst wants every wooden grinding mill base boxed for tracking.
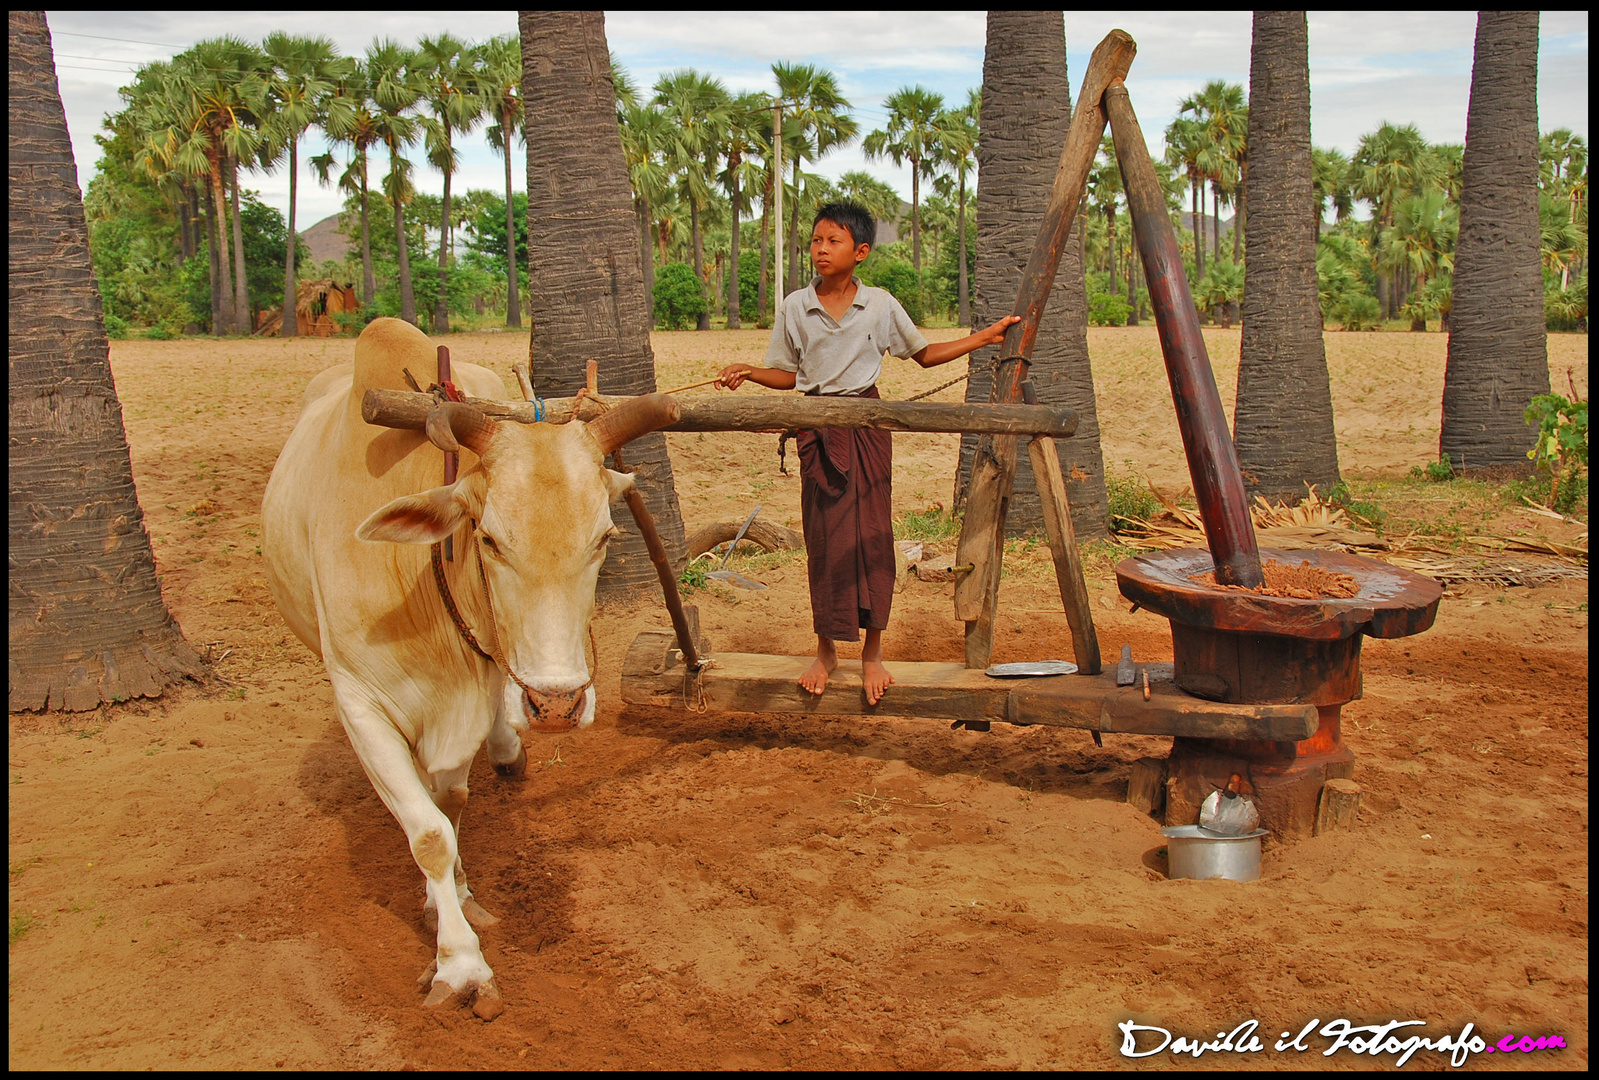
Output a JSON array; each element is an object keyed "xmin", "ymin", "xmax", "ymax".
[{"xmin": 1117, "ymin": 547, "xmax": 1444, "ymax": 839}]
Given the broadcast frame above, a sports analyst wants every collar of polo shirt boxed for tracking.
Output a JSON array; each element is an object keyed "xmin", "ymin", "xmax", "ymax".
[{"xmin": 802, "ymin": 275, "xmax": 870, "ymax": 314}]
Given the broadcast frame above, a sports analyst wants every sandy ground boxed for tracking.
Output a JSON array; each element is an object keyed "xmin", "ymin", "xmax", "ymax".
[{"xmin": 8, "ymin": 326, "xmax": 1588, "ymax": 1070}]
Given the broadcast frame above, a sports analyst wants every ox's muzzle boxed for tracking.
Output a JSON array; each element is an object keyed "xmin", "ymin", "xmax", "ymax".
[{"xmin": 521, "ymin": 686, "xmax": 589, "ymax": 733}]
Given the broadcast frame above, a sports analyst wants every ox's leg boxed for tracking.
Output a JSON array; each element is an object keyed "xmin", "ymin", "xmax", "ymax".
[
  {"xmin": 485, "ymin": 693, "xmax": 527, "ymax": 779},
  {"xmin": 334, "ymin": 693, "xmax": 495, "ymax": 1004},
  {"xmin": 423, "ymin": 762, "xmax": 499, "ymax": 931}
]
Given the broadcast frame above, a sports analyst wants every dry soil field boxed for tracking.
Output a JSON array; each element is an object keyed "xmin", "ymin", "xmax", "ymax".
[{"xmin": 8, "ymin": 326, "xmax": 1589, "ymax": 1069}]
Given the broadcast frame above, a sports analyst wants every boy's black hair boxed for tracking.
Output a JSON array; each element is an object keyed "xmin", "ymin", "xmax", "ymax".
[{"xmin": 813, "ymin": 201, "xmax": 876, "ymax": 250}]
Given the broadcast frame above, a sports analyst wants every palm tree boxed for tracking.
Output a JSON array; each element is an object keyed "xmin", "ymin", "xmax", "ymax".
[
  {"xmin": 478, "ymin": 35, "xmax": 524, "ymax": 328},
  {"xmin": 654, "ymin": 68, "xmax": 729, "ymax": 330},
  {"xmin": 721, "ymin": 91, "xmax": 769, "ymax": 329},
  {"xmin": 10, "ymin": 9, "xmax": 205, "ymax": 711},
  {"xmin": 519, "ymin": 9, "xmax": 688, "ymax": 594},
  {"xmin": 1164, "ymin": 115, "xmax": 1207, "ymax": 281},
  {"xmin": 310, "ymin": 58, "xmax": 382, "ymax": 308},
  {"xmin": 835, "ymin": 170, "xmax": 902, "ymax": 227},
  {"xmin": 366, "ymin": 39, "xmax": 421, "ymax": 325},
  {"xmin": 1350, "ymin": 121, "xmax": 1433, "ymax": 318},
  {"xmin": 262, "ymin": 33, "xmax": 353, "ymax": 337},
  {"xmin": 772, "ymin": 62, "xmax": 856, "ymax": 290},
  {"xmin": 1441, "ymin": 11, "xmax": 1550, "ymax": 473},
  {"xmin": 618, "ymin": 98, "xmax": 671, "ymax": 315},
  {"xmin": 936, "ymin": 89, "xmax": 980, "ymax": 325},
  {"xmin": 863, "ymin": 85, "xmax": 945, "ymax": 272},
  {"xmin": 1232, "ymin": 10, "xmax": 1342, "ymax": 503},
  {"xmin": 168, "ymin": 37, "xmax": 267, "ymax": 333},
  {"xmin": 413, "ymin": 33, "xmax": 484, "ymax": 333},
  {"xmin": 1379, "ymin": 189, "xmax": 1457, "ymax": 330},
  {"xmin": 1179, "ymin": 80, "xmax": 1247, "ymax": 271},
  {"xmin": 1311, "ymin": 145, "xmax": 1353, "ymax": 240},
  {"xmin": 1087, "ymin": 135, "xmax": 1123, "ymax": 288},
  {"xmin": 956, "ymin": 9, "xmax": 1108, "ymax": 542}
]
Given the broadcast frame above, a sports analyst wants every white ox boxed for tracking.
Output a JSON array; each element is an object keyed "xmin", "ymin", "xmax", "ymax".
[{"xmin": 262, "ymin": 317, "xmax": 677, "ymax": 1007}]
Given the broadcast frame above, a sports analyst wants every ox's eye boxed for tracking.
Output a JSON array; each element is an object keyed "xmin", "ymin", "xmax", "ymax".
[
  {"xmin": 596, "ymin": 526, "xmax": 620, "ymax": 552},
  {"xmin": 479, "ymin": 531, "xmax": 501, "ymax": 556}
]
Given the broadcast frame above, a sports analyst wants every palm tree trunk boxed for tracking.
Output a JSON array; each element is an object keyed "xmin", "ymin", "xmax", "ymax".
[
  {"xmin": 435, "ymin": 134, "xmax": 452, "ymax": 333},
  {"xmin": 228, "ymin": 155, "xmax": 249, "ymax": 334},
  {"xmin": 757, "ymin": 194, "xmax": 769, "ymax": 323},
  {"xmin": 788, "ymin": 158, "xmax": 801, "ymax": 292},
  {"xmin": 955, "ymin": 9, "xmax": 1109, "ymax": 541},
  {"xmin": 1105, "ymin": 203, "xmax": 1117, "ymax": 286},
  {"xmin": 1211, "ymin": 181, "xmax": 1221, "ymax": 266},
  {"xmin": 1441, "ymin": 10, "xmax": 1549, "ymax": 472},
  {"xmin": 358, "ymin": 169, "xmax": 375, "ymax": 307},
  {"xmin": 519, "ymin": 9, "xmax": 687, "ymax": 595},
  {"xmin": 282, "ymin": 135, "xmax": 299, "ymax": 337},
  {"xmin": 394, "ymin": 168, "xmax": 416, "ymax": 325},
  {"xmin": 1126, "ymin": 244, "xmax": 1139, "ymax": 324},
  {"xmin": 727, "ymin": 159, "xmax": 742, "ymax": 329},
  {"xmin": 1233, "ymin": 10, "xmax": 1341, "ymax": 502},
  {"xmin": 910, "ymin": 157, "xmax": 922, "ymax": 272},
  {"xmin": 503, "ymin": 133, "xmax": 521, "ymax": 328},
  {"xmin": 1192, "ymin": 179, "xmax": 1204, "ymax": 280},
  {"xmin": 690, "ymin": 195, "xmax": 709, "ymax": 331},
  {"xmin": 956, "ymin": 169, "xmax": 970, "ymax": 326},
  {"xmin": 203, "ymin": 172, "xmax": 227, "ymax": 333},
  {"xmin": 635, "ymin": 197, "xmax": 652, "ymax": 323},
  {"xmin": 9, "ymin": 8, "xmax": 205, "ymax": 711}
]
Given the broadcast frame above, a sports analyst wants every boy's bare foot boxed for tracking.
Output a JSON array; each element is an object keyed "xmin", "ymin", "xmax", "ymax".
[
  {"xmin": 861, "ymin": 628, "xmax": 894, "ymax": 706},
  {"xmin": 800, "ymin": 637, "xmax": 837, "ymax": 696},
  {"xmin": 861, "ymin": 660, "xmax": 895, "ymax": 706}
]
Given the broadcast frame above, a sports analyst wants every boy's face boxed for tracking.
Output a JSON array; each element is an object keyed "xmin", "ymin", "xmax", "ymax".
[{"xmin": 811, "ymin": 219, "xmax": 869, "ymax": 278}]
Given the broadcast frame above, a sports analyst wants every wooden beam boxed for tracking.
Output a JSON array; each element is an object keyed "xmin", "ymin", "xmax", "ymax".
[
  {"xmin": 1028, "ymin": 433, "xmax": 1102, "ymax": 674},
  {"xmin": 362, "ymin": 387, "xmax": 1078, "ymax": 439},
  {"xmin": 619, "ymin": 630, "xmax": 1319, "ymax": 741},
  {"xmin": 953, "ymin": 29, "xmax": 1138, "ymax": 668}
]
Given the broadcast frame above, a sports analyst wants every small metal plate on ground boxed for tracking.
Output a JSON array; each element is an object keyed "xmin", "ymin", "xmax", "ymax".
[{"xmin": 984, "ymin": 660, "xmax": 1078, "ymax": 678}]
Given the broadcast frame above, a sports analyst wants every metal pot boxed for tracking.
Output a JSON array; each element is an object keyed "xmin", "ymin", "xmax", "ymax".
[{"xmin": 1160, "ymin": 825, "xmax": 1269, "ymax": 882}]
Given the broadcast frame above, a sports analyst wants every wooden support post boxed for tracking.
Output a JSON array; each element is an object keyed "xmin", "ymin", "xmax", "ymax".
[
  {"xmin": 1022, "ymin": 381, "xmax": 1102, "ymax": 675},
  {"xmin": 1314, "ymin": 778, "xmax": 1362, "ymax": 835},
  {"xmin": 612, "ymin": 447, "xmax": 702, "ymax": 671},
  {"xmin": 954, "ymin": 30, "xmax": 1137, "ymax": 668},
  {"xmin": 1127, "ymin": 757, "xmax": 1168, "ymax": 817},
  {"xmin": 586, "ymin": 359, "xmax": 598, "ymax": 396}
]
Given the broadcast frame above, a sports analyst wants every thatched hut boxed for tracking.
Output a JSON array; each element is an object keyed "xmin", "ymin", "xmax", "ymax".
[{"xmin": 255, "ymin": 279, "xmax": 359, "ymax": 337}]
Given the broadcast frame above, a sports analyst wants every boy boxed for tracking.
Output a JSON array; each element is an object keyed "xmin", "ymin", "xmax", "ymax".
[{"xmin": 717, "ymin": 201, "xmax": 1019, "ymax": 705}]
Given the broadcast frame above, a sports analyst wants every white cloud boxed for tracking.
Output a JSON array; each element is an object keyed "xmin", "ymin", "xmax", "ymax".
[{"xmin": 41, "ymin": 9, "xmax": 1589, "ymax": 233}]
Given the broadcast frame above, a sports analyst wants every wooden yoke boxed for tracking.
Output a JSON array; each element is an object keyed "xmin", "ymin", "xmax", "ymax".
[{"xmin": 953, "ymin": 29, "xmax": 1136, "ymax": 669}]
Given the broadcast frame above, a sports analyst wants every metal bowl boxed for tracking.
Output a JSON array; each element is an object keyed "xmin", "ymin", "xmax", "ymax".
[{"xmin": 1160, "ymin": 825, "xmax": 1269, "ymax": 882}]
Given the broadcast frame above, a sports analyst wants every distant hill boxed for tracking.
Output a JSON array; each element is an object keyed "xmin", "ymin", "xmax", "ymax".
[{"xmin": 300, "ymin": 213, "xmax": 349, "ymax": 267}]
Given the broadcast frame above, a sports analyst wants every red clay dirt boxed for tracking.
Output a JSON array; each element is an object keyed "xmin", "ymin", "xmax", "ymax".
[{"xmin": 8, "ymin": 327, "xmax": 1588, "ymax": 1069}]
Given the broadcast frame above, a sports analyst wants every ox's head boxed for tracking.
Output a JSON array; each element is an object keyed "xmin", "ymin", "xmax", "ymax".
[{"xmin": 354, "ymin": 395, "xmax": 680, "ymax": 731}]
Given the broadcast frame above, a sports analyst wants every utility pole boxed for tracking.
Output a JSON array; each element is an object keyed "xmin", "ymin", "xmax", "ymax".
[{"xmin": 772, "ymin": 97, "xmax": 783, "ymax": 322}]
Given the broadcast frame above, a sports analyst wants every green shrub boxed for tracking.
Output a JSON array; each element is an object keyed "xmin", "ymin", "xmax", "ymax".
[
  {"xmin": 1525, "ymin": 392, "xmax": 1588, "ymax": 511},
  {"xmin": 1336, "ymin": 292, "xmax": 1382, "ymax": 331},
  {"xmin": 723, "ymin": 256, "xmax": 761, "ymax": 324},
  {"xmin": 145, "ymin": 321, "xmax": 178, "ymax": 341},
  {"xmin": 1407, "ymin": 459, "xmax": 1455, "ymax": 483},
  {"xmin": 103, "ymin": 313, "xmax": 129, "ymax": 340},
  {"xmin": 860, "ymin": 256, "xmax": 923, "ymax": 324},
  {"xmin": 653, "ymin": 262, "xmax": 706, "ymax": 330},
  {"xmin": 1088, "ymin": 292, "xmax": 1131, "ymax": 327},
  {"xmin": 1106, "ymin": 467, "xmax": 1162, "ymax": 532}
]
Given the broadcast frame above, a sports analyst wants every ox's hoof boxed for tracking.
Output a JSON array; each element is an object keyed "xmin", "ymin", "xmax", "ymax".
[
  {"xmin": 423, "ymin": 976, "xmax": 502, "ymax": 1020},
  {"xmin": 491, "ymin": 743, "xmax": 528, "ymax": 779}
]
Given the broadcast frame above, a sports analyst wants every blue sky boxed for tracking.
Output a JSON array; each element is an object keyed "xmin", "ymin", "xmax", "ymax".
[{"xmin": 45, "ymin": 10, "xmax": 1589, "ymax": 231}]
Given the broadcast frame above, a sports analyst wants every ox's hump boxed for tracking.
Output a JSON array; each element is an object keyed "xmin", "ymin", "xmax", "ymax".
[{"xmin": 352, "ymin": 317, "xmax": 439, "ymax": 402}]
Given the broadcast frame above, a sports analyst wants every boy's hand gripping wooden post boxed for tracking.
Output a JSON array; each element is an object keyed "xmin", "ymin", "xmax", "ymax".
[
  {"xmin": 953, "ymin": 29, "xmax": 1136, "ymax": 669},
  {"xmin": 1022, "ymin": 381, "xmax": 1101, "ymax": 674}
]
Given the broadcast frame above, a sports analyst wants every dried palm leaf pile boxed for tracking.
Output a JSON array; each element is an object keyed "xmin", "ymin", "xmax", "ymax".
[{"xmin": 1115, "ymin": 483, "xmax": 1588, "ymax": 588}]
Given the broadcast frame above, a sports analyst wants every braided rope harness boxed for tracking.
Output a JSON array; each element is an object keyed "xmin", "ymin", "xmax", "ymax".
[{"xmin": 430, "ymin": 534, "xmax": 595, "ymax": 733}]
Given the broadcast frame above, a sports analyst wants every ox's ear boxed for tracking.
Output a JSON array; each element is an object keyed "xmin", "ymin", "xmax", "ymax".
[
  {"xmin": 604, "ymin": 469, "xmax": 635, "ymax": 503},
  {"xmin": 356, "ymin": 476, "xmax": 483, "ymax": 545}
]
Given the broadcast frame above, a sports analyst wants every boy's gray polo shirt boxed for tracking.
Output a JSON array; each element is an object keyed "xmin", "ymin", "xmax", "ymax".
[{"xmin": 764, "ymin": 276, "xmax": 928, "ymax": 395}]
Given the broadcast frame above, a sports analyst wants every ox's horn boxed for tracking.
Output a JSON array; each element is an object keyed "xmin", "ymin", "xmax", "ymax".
[
  {"xmin": 586, "ymin": 393, "xmax": 682, "ymax": 456},
  {"xmin": 425, "ymin": 401, "xmax": 497, "ymax": 457}
]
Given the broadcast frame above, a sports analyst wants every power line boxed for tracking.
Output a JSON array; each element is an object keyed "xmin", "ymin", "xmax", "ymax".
[
  {"xmin": 52, "ymin": 29, "xmax": 186, "ymax": 50},
  {"xmin": 54, "ymin": 52, "xmax": 142, "ymax": 66}
]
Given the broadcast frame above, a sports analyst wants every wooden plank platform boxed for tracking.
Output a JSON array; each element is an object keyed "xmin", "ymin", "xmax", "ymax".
[{"xmin": 620, "ymin": 630, "xmax": 1318, "ymax": 741}]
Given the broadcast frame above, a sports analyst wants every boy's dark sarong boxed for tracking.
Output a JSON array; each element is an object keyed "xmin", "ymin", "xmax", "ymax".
[{"xmin": 797, "ymin": 385, "xmax": 894, "ymax": 641}]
